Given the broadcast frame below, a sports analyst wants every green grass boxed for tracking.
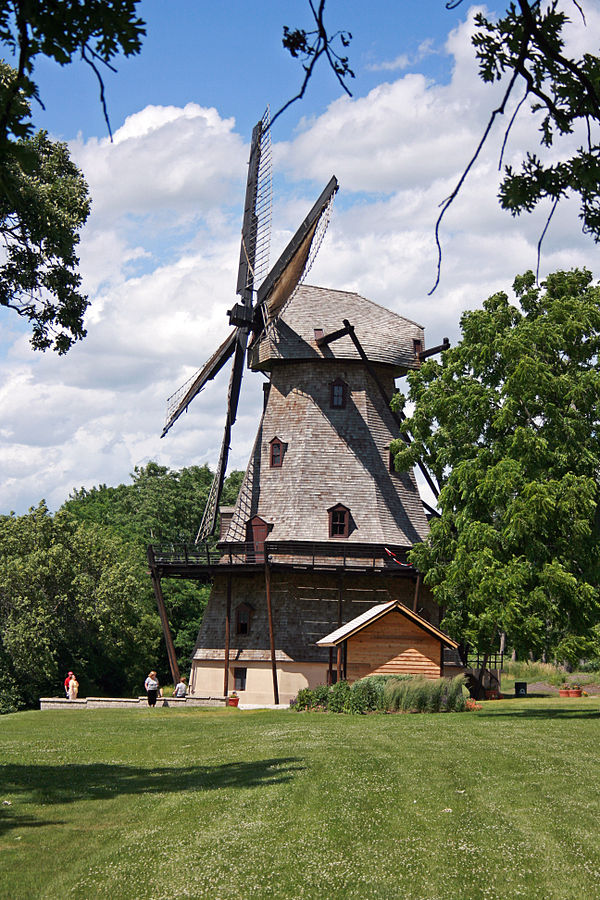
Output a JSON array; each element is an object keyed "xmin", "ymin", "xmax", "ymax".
[
  {"xmin": 2, "ymin": 700, "xmax": 600, "ymax": 899},
  {"xmin": 500, "ymin": 661, "xmax": 600, "ymax": 693}
]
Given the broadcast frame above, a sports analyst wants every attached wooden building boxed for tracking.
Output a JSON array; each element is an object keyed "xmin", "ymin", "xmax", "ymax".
[{"xmin": 316, "ymin": 600, "xmax": 459, "ymax": 683}]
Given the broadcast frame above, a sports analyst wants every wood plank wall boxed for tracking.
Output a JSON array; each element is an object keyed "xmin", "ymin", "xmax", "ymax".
[{"xmin": 346, "ymin": 610, "xmax": 441, "ymax": 681}]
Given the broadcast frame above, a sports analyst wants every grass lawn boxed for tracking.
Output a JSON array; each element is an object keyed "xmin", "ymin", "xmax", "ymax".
[{"xmin": 2, "ymin": 699, "xmax": 600, "ymax": 899}]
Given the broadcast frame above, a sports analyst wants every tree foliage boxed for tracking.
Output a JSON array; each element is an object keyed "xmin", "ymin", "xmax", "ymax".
[
  {"xmin": 283, "ymin": 2, "xmax": 600, "ymax": 284},
  {"xmin": 0, "ymin": 0, "xmax": 145, "ymax": 143},
  {"xmin": 0, "ymin": 464, "xmax": 244, "ymax": 711},
  {"xmin": 0, "ymin": 65, "xmax": 90, "ymax": 352},
  {"xmin": 0, "ymin": 2, "xmax": 145, "ymax": 351},
  {"xmin": 391, "ymin": 269, "xmax": 600, "ymax": 663}
]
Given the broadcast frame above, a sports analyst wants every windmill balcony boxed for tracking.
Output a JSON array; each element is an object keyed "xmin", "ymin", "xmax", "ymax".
[{"xmin": 149, "ymin": 541, "xmax": 416, "ymax": 576}]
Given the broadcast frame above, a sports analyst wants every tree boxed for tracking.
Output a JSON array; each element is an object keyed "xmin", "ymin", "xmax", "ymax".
[
  {"xmin": 0, "ymin": 502, "xmax": 158, "ymax": 712},
  {"xmin": 63, "ymin": 463, "xmax": 245, "ymax": 686},
  {"xmin": 0, "ymin": 0, "xmax": 145, "ymax": 143},
  {"xmin": 282, "ymin": 2, "xmax": 600, "ymax": 286},
  {"xmin": 390, "ymin": 269, "xmax": 600, "ymax": 666},
  {"xmin": 0, "ymin": 65, "xmax": 90, "ymax": 352},
  {"xmin": 0, "ymin": 2, "xmax": 145, "ymax": 351}
]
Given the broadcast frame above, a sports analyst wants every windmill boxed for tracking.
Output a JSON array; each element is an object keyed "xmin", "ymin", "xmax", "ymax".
[
  {"xmin": 161, "ymin": 108, "xmax": 338, "ymax": 542},
  {"xmin": 150, "ymin": 113, "xmax": 455, "ymax": 703}
]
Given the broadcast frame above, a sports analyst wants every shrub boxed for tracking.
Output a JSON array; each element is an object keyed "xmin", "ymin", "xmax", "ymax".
[
  {"xmin": 328, "ymin": 679, "xmax": 352, "ymax": 713},
  {"xmin": 313, "ymin": 684, "xmax": 330, "ymax": 709},
  {"xmin": 346, "ymin": 678, "xmax": 379, "ymax": 714},
  {"xmin": 426, "ymin": 678, "xmax": 447, "ymax": 713},
  {"xmin": 294, "ymin": 688, "xmax": 316, "ymax": 711},
  {"xmin": 444, "ymin": 675, "xmax": 467, "ymax": 712},
  {"xmin": 383, "ymin": 678, "xmax": 410, "ymax": 711}
]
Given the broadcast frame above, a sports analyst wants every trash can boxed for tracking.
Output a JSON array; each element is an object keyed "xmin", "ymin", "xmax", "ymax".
[{"xmin": 515, "ymin": 682, "xmax": 527, "ymax": 697}]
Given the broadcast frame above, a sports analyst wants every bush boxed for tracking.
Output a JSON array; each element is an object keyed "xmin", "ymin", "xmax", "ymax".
[
  {"xmin": 294, "ymin": 688, "xmax": 316, "ymax": 711},
  {"xmin": 313, "ymin": 684, "xmax": 330, "ymax": 709},
  {"xmin": 328, "ymin": 680, "xmax": 352, "ymax": 713},
  {"xmin": 291, "ymin": 674, "xmax": 470, "ymax": 715},
  {"xmin": 444, "ymin": 675, "xmax": 467, "ymax": 712},
  {"xmin": 345, "ymin": 678, "xmax": 379, "ymax": 714}
]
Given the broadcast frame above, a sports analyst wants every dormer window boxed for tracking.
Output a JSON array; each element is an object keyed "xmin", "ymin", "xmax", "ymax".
[
  {"xmin": 330, "ymin": 379, "xmax": 347, "ymax": 409},
  {"xmin": 328, "ymin": 503, "xmax": 350, "ymax": 539},
  {"xmin": 270, "ymin": 437, "xmax": 285, "ymax": 468}
]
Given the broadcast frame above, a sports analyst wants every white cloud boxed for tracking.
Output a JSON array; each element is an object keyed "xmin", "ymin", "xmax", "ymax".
[
  {"xmin": 367, "ymin": 38, "xmax": 437, "ymax": 72},
  {"xmin": 1, "ymin": 6, "xmax": 598, "ymax": 515}
]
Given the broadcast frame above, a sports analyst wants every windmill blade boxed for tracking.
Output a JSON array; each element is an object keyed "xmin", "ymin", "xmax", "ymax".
[
  {"xmin": 161, "ymin": 329, "xmax": 237, "ymax": 438},
  {"xmin": 196, "ymin": 326, "xmax": 250, "ymax": 541},
  {"xmin": 256, "ymin": 176, "xmax": 338, "ymax": 325},
  {"xmin": 237, "ymin": 107, "xmax": 272, "ymax": 298},
  {"xmin": 196, "ymin": 115, "xmax": 271, "ymax": 537}
]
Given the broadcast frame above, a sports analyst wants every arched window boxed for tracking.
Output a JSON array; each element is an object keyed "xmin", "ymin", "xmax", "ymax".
[
  {"xmin": 235, "ymin": 602, "xmax": 254, "ymax": 635},
  {"xmin": 330, "ymin": 378, "xmax": 347, "ymax": 409},
  {"xmin": 328, "ymin": 503, "xmax": 350, "ymax": 538},
  {"xmin": 270, "ymin": 437, "xmax": 285, "ymax": 468}
]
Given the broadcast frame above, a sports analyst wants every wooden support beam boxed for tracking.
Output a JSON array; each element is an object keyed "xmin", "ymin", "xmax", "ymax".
[
  {"xmin": 224, "ymin": 574, "xmax": 232, "ymax": 697},
  {"xmin": 336, "ymin": 578, "xmax": 343, "ymax": 682},
  {"xmin": 413, "ymin": 573, "xmax": 422, "ymax": 613},
  {"xmin": 341, "ymin": 318, "xmax": 441, "ymax": 500},
  {"xmin": 147, "ymin": 545, "xmax": 180, "ymax": 686},
  {"xmin": 265, "ymin": 558, "xmax": 279, "ymax": 704}
]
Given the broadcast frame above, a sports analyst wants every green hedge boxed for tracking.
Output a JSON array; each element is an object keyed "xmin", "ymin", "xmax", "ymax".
[{"xmin": 292, "ymin": 674, "xmax": 467, "ymax": 714}]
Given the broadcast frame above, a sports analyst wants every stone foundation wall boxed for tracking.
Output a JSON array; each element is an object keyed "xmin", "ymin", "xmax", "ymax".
[{"xmin": 39, "ymin": 696, "xmax": 226, "ymax": 710}]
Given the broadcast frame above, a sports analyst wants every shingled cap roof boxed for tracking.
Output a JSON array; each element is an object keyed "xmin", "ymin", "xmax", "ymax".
[
  {"xmin": 249, "ymin": 285, "xmax": 425, "ymax": 373},
  {"xmin": 316, "ymin": 600, "xmax": 459, "ymax": 649}
]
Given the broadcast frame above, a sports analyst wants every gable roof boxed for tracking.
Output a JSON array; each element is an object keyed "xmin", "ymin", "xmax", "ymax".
[{"xmin": 316, "ymin": 600, "xmax": 459, "ymax": 649}]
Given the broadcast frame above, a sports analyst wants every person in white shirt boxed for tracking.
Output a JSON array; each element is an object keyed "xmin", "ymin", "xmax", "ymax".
[
  {"xmin": 174, "ymin": 676, "xmax": 187, "ymax": 698},
  {"xmin": 144, "ymin": 670, "xmax": 160, "ymax": 707}
]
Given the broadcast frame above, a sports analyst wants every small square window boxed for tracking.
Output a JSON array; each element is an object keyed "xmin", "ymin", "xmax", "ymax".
[
  {"xmin": 330, "ymin": 379, "xmax": 347, "ymax": 409},
  {"xmin": 234, "ymin": 667, "xmax": 247, "ymax": 691}
]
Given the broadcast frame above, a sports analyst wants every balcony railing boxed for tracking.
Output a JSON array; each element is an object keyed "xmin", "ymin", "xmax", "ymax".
[{"xmin": 150, "ymin": 541, "xmax": 415, "ymax": 572}]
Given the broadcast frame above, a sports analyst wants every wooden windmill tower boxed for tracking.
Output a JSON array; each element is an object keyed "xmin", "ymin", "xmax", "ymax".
[{"xmin": 148, "ymin": 113, "xmax": 457, "ymax": 705}]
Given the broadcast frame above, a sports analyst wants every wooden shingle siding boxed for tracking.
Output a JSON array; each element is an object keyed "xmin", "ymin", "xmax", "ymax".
[
  {"xmin": 346, "ymin": 612, "xmax": 441, "ymax": 680},
  {"xmin": 248, "ymin": 285, "xmax": 425, "ymax": 373},
  {"xmin": 224, "ymin": 359, "xmax": 429, "ymax": 546}
]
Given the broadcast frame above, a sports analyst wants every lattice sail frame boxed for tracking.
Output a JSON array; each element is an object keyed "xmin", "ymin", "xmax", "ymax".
[
  {"xmin": 241, "ymin": 106, "xmax": 272, "ymax": 294},
  {"xmin": 260, "ymin": 186, "xmax": 336, "ymax": 334}
]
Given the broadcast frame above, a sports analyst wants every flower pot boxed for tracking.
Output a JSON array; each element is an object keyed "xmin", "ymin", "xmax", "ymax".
[
  {"xmin": 568, "ymin": 689, "xmax": 582, "ymax": 698},
  {"xmin": 227, "ymin": 696, "xmax": 239, "ymax": 707},
  {"xmin": 559, "ymin": 689, "xmax": 571, "ymax": 697}
]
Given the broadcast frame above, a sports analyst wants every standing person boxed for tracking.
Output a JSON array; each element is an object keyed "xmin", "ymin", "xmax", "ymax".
[
  {"xmin": 173, "ymin": 676, "xmax": 187, "ymax": 698},
  {"xmin": 144, "ymin": 671, "xmax": 160, "ymax": 707},
  {"xmin": 64, "ymin": 671, "xmax": 74, "ymax": 698},
  {"xmin": 68, "ymin": 674, "xmax": 79, "ymax": 700}
]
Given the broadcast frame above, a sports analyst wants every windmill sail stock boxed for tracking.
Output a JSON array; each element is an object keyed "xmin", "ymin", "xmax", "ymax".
[{"xmin": 160, "ymin": 108, "xmax": 338, "ymax": 543}]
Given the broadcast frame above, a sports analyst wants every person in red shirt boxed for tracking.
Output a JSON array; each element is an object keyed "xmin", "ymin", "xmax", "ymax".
[{"xmin": 64, "ymin": 671, "xmax": 74, "ymax": 698}]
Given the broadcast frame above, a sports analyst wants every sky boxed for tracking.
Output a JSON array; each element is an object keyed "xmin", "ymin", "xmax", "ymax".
[{"xmin": 1, "ymin": 0, "xmax": 599, "ymax": 515}]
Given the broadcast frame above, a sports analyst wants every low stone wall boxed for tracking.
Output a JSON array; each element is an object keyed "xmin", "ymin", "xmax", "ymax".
[{"xmin": 39, "ymin": 695, "xmax": 227, "ymax": 710}]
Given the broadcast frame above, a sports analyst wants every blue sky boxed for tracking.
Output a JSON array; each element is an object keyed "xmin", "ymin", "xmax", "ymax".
[
  {"xmin": 1, "ymin": 1, "xmax": 599, "ymax": 514},
  {"xmin": 31, "ymin": 1, "xmax": 458, "ymax": 142}
]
